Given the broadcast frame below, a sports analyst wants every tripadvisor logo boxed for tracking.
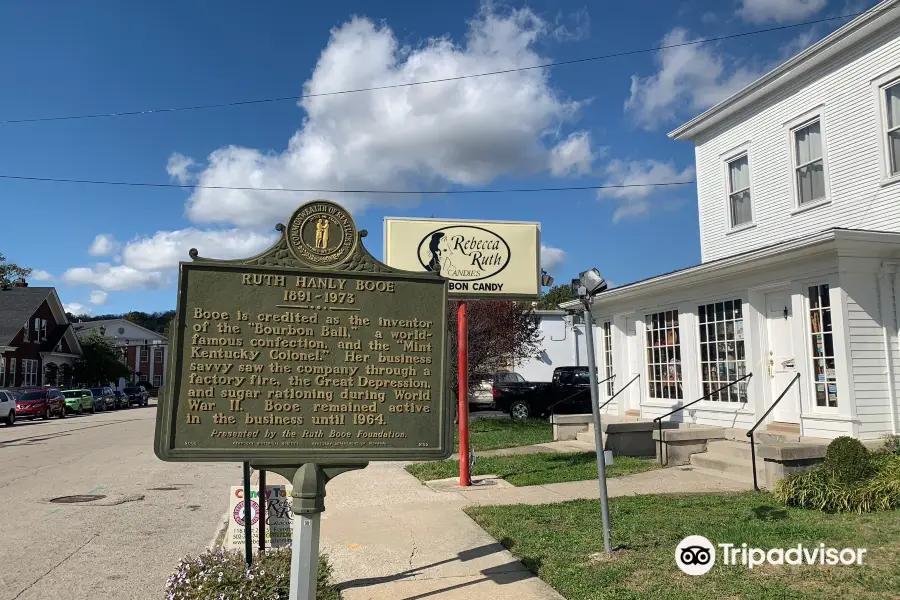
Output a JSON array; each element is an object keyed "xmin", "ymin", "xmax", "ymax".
[{"xmin": 417, "ymin": 225, "xmax": 511, "ymax": 292}]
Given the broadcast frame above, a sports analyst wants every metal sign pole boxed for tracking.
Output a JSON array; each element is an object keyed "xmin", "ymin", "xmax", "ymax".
[
  {"xmin": 582, "ymin": 303, "xmax": 612, "ymax": 556},
  {"xmin": 259, "ymin": 469, "xmax": 266, "ymax": 553},
  {"xmin": 242, "ymin": 461, "xmax": 252, "ymax": 565},
  {"xmin": 289, "ymin": 513, "xmax": 320, "ymax": 600}
]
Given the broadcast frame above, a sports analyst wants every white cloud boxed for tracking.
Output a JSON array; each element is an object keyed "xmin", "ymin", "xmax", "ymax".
[
  {"xmin": 122, "ymin": 228, "xmax": 277, "ymax": 271},
  {"xmin": 89, "ymin": 290, "xmax": 108, "ymax": 305},
  {"xmin": 30, "ymin": 269, "xmax": 53, "ymax": 281},
  {"xmin": 701, "ymin": 12, "xmax": 718, "ymax": 24},
  {"xmin": 88, "ymin": 234, "xmax": 120, "ymax": 257},
  {"xmin": 167, "ymin": 152, "xmax": 196, "ymax": 184},
  {"xmin": 179, "ymin": 5, "xmax": 592, "ymax": 229},
  {"xmin": 549, "ymin": 132, "xmax": 597, "ymax": 176},
  {"xmin": 62, "ymin": 263, "xmax": 168, "ymax": 291},
  {"xmin": 737, "ymin": 0, "xmax": 827, "ymax": 24},
  {"xmin": 64, "ymin": 303, "xmax": 92, "ymax": 315},
  {"xmin": 540, "ymin": 245, "xmax": 567, "ymax": 271},
  {"xmin": 625, "ymin": 28, "xmax": 766, "ymax": 130},
  {"xmin": 597, "ymin": 159, "xmax": 695, "ymax": 222},
  {"xmin": 551, "ymin": 8, "xmax": 590, "ymax": 41}
]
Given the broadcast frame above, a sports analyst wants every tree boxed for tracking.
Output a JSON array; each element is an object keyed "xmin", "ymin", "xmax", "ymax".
[
  {"xmin": 447, "ymin": 301, "xmax": 542, "ymax": 399},
  {"xmin": 535, "ymin": 284, "xmax": 576, "ymax": 310},
  {"xmin": 73, "ymin": 331, "xmax": 131, "ymax": 387},
  {"xmin": 0, "ymin": 252, "xmax": 31, "ymax": 286}
]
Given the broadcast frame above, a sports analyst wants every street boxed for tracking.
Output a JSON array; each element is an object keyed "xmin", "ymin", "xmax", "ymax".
[{"xmin": 0, "ymin": 403, "xmax": 236, "ymax": 600}]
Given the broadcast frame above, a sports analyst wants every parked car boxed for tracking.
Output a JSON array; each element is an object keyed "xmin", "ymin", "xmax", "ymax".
[
  {"xmin": 493, "ymin": 366, "xmax": 594, "ymax": 420},
  {"xmin": 89, "ymin": 387, "xmax": 117, "ymax": 410},
  {"xmin": 13, "ymin": 388, "xmax": 67, "ymax": 421},
  {"xmin": 123, "ymin": 385, "xmax": 149, "ymax": 407},
  {"xmin": 0, "ymin": 388, "xmax": 19, "ymax": 425},
  {"xmin": 112, "ymin": 390, "xmax": 129, "ymax": 409},
  {"xmin": 469, "ymin": 372, "xmax": 540, "ymax": 409},
  {"xmin": 62, "ymin": 389, "xmax": 95, "ymax": 415}
]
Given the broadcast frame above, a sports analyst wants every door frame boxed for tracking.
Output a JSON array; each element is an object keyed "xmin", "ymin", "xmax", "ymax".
[
  {"xmin": 761, "ymin": 287, "xmax": 801, "ymax": 424},
  {"xmin": 749, "ymin": 282, "xmax": 795, "ymax": 430}
]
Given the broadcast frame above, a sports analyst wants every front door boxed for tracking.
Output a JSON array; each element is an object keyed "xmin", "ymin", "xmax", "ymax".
[{"xmin": 764, "ymin": 291, "xmax": 800, "ymax": 423}]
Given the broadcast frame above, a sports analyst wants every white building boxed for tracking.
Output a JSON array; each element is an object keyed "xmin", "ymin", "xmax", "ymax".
[
  {"xmin": 564, "ymin": 3, "xmax": 900, "ymax": 441},
  {"xmin": 516, "ymin": 311, "xmax": 597, "ymax": 382},
  {"xmin": 73, "ymin": 319, "xmax": 168, "ymax": 391}
]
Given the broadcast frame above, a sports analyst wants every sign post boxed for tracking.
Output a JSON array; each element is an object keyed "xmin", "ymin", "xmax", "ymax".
[
  {"xmin": 457, "ymin": 302, "xmax": 469, "ymax": 486},
  {"xmin": 155, "ymin": 200, "xmax": 451, "ymax": 600},
  {"xmin": 383, "ymin": 217, "xmax": 542, "ymax": 487}
]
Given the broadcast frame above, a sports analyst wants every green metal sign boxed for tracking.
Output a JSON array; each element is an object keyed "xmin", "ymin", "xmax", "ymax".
[{"xmin": 154, "ymin": 201, "xmax": 451, "ymax": 463}]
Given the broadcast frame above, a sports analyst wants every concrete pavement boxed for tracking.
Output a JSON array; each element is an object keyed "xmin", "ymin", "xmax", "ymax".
[{"xmin": 0, "ymin": 403, "xmax": 237, "ymax": 600}]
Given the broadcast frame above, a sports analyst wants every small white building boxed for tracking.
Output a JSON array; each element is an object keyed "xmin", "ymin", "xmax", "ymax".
[
  {"xmin": 516, "ymin": 310, "xmax": 598, "ymax": 382},
  {"xmin": 564, "ymin": 3, "xmax": 900, "ymax": 441}
]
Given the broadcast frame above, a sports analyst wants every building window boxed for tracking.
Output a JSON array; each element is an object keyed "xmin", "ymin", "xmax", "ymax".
[
  {"xmin": 139, "ymin": 374, "xmax": 148, "ymax": 383},
  {"xmin": 602, "ymin": 321, "xmax": 614, "ymax": 396},
  {"xmin": 153, "ymin": 375, "xmax": 162, "ymax": 387},
  {"xmin": 155, "ymin": 349, "xmax": 163, "ymax": 363},
  {"xmin": 40, "ymin": 319, "xmax": 47, "ymax": 341},
  {"xmin": 809, "ymin": 284, "xmax": 837, "ymax": 408},
  {"xmin": 884, "ymin": 82, "xmax": 900, "ymax": 176},
  {"xmin": 140, "ymin": 347, "xmax": 148, "ymax": 364},
  {"xmin": 23, "ymin": 321, "xmax": 29, "ymax": 343},
  {"xmin": 33, "ymin": 319, "xmax": 40, "ymax": 341},
  {"xmin": 727, "ymin": 154, "xmax": 752, "ymax": 227},
  {"xmin": 0, "ymin": 358, "xmax": 5, "ymax": 387},
  {"xmin": 698, "ymin": 300, "xmax": 748, "ymax": 402},
  {"xmin": 22, "ymin": 359, "xmax": 38, "ymax": 387},
  {"xmin": 9, "ymin": 358, "xmax": 15, "ymax": 386},
  {"xmin": 645, "ymin": 310, "xmax": 682, "ymax": 400},
  {"xmin": 793, "ymin": 120, "xmax": 825, "ymax": 205}
]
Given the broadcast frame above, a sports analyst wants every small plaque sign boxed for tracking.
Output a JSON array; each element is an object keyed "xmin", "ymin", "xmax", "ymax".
[{"xmin": 154, "ymin": 201, "xmax": 451, "ymax": 463}]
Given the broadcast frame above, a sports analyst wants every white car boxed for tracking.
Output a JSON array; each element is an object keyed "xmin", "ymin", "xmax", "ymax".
[{"xmin": 0, "ymin": 389, "xmax": 16, "ymax": 426}]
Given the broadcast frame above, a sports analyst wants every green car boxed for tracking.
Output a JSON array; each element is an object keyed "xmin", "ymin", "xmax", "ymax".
[{"xmin": 62, "ymin": 389, "xmax": 95, "ymax": 415}]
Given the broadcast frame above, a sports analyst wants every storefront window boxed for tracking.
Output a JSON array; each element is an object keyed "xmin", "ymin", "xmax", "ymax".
[
  {"xmin": 698, "ymin": 300, "xmax": 748, "ymax": 402},
  {"xmin": 645, "ymin": 310, "xmax": 682, "ymax": 400},
  {"xmin": 809, "ymin": 284, "xmax": 837, "ymax": 407}
]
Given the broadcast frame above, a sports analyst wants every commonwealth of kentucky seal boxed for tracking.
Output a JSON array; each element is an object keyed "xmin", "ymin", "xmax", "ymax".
[{"xmin": 286, "ymin": 200, "xmax": 358, "ymax": 268}]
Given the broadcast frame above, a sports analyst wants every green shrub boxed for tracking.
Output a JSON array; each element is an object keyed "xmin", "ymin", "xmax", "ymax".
[
  {"xmin": 775, "ymin": 454, "xmax": 900, "ymax": 514},
  {"xmin": 823, "ymin": 436, "xmax": 872, "ymax": 483},
  {"xmin": 164, "ymin": 548, "xmax": 339, "ymax": 600},
  {"xmin": 881, "ymin": 434, "xmax": 900, "ymax": 456}
]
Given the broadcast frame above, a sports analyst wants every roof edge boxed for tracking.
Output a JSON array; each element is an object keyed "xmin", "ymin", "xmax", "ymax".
[{"xmin": 669, "ymin": 1, "xmax": 900, "ymax": 141}]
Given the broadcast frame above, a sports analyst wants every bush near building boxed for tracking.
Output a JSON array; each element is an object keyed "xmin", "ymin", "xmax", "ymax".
[{"xmin": 775, "ymin": 436, "xmax": 900, "ymax": 514}]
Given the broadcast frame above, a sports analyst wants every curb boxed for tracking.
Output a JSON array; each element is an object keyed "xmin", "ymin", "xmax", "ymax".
[{"xmin": 207, "ymin": 510, "xmax": 230, "ymax": 550}]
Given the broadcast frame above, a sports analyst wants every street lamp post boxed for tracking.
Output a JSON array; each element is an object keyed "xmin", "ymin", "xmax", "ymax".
[{"xmin": 577, "ymin": 268, "xmax": 612, "ymax": 556}]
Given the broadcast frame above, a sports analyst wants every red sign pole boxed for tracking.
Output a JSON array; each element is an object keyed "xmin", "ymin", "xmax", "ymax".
[{"xmin": 457, "ymin": 301, "xmax": 471, "ymax": 487}]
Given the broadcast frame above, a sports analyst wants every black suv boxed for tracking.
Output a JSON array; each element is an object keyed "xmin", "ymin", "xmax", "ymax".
[
  {"xmin": 123, "ymin": 385, "xmax": 149, "ymax": 407},
  {"xmin": 494, "ymin": 366, "xmax": 594, "ymax": 420}
]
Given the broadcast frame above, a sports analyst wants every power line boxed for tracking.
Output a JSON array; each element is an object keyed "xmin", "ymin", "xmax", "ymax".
[
  {"xmin": 0, "ymin": 173, "xmax": 695, "ymax": 194},
  {"xmin": 0, "ymin": 7, "xmax": 884, "ymax": 125}
]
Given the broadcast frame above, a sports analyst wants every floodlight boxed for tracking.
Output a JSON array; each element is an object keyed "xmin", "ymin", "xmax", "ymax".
[{"xmin": 579, "ymin": 268, "xmax": 607, "ymax": 297}]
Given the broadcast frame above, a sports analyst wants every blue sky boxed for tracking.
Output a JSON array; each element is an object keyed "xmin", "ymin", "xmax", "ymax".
[{"xmin": 0, "ymin": 0, "xmax": 876, "ymax": 314}]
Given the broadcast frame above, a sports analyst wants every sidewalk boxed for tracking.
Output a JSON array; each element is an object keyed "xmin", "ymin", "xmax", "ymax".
[{"xmin": 258, "ymin": 455, "xmax": 751, "ymax": 600}]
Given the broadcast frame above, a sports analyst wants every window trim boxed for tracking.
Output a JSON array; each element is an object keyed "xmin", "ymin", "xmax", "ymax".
[
  {"xmin": 696, "ymin": 298, "xmax": 749, "ymax": 404},
  {"xmin": 643, "ymin": 308, "xmax": 683, "ymax": 402},
  {"xmin": 804, "ymin": 283, "xmax": 840, "ymax": 414},
  {"xmin": 785, "ymin": 107, "xmax": 830, "ymax": 211},
  {"xmin": 22, "ymin": 359, "xmax": 38, "ymax": 387},
  {"xmin": 153, "ymin": 375, "xmax": 162, "ymax": 387},
  {"xmin": 720, "ymin": 143, "xmax": 754, "ymax": 231},
  {"xmin": 872, "ymin": 67, "xmax": 900, "ymax": 185},
  {"xmin": 602, "ymin": 321, "xmax": 614, "ymax": 397}
]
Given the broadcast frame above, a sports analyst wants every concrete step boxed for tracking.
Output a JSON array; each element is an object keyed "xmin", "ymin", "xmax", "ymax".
[
  {"xmin": 705, "ymin": 439, "xmax": 759, "ymax": 462},
  {"xmin": 576, "ymin": 430, "xmax": 608, "ymax": 446},
  {"xmin": 690, "ymin": 452, "xmax": 763, "ymax": 481}
]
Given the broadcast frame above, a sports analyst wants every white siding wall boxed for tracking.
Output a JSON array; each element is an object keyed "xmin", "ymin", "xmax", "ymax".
[
  {"xmin": 695, "ymin": 21, "xmax": 900, "ymax": 262},
  {"xmin": 516, "ymin": 315, "xmax": 597, "ymax": 382}
]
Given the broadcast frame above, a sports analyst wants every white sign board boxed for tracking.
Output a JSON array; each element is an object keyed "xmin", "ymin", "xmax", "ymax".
[
  {"xmin": 225, "ymin": 485, "xmax": 293, "ymax": 551},
  {"xmin": 383, "ymin": 217, "xmax": 541, "ymax": 299}
]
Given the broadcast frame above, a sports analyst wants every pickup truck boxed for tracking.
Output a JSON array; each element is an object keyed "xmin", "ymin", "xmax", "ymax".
[
  {"xmin": 469, "ymin": 372, "xmax": 540, "ymax": 409},
  {"xmin": 493, "ymin": 366, "xmax": 594, "ymax": 420}
]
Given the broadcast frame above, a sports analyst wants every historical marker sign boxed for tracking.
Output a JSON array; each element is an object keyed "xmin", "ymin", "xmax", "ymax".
[{"xmin": 154, "ymin": 200, "xmax": 451, "ymax": 464}]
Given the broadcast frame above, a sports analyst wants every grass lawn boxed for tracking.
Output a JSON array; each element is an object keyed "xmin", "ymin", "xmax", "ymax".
[
  {"xmin": 406, "ymin": 452, "xmax": 658, "ymax": 486},
  {"xmin": 466, "ymin": 492, "xmax": 900, "ymax": 600},
  {"xmin": 457, "ymin": 418, "xmax": 552, "ymax": 452}
]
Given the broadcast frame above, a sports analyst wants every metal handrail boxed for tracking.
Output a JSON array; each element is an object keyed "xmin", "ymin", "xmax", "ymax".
[
  {"xmin": 598, "ymin": 373, "xmax": 640, "ymax": 412},
  {"xmin": 747, "ymin": 372, "xmax": 801, "ymax": 492},
  {"xmin": 548, "ymin": 373, "xmax": 615, "ymax": 416},
  {"xmin": 653, "ymin": 373, "xmax": 753, "ymax": 466}
]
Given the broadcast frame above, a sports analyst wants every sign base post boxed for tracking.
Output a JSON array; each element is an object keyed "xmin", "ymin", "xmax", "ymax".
[{"xmin": 253, "ymin": 462, "xmax": 368, "ymax": 600}]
